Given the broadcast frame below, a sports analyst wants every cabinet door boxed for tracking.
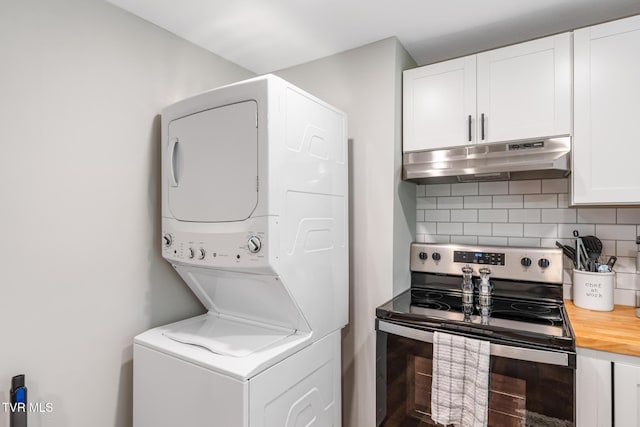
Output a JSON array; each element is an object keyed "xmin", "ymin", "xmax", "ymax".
[
  {"xmin": 476, "ymin": 33, "xmax": 571, "ymax": 143},
  {"xmin": 403, "ymin": 56, "xmax": 476, "ymax": 152},
  {"xmin": 577, "ymin": 353, "xmax": 612, "ymax": 427},
  {"xmin": 614, "ymin": 362, "xmax": 640, "ymax": 427},
  {"xmin": 573, "ymin": 15, "xmax": 640, "ymax": 205}
]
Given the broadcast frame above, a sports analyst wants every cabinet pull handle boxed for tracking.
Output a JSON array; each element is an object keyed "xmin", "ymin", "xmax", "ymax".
[
  {"xmin": 481, "ymin": 113, "xmax": 485, "ymax": 141},
  {"xmin": 468, "ymin": 115, "xmax": 472, "ymax": 142}
]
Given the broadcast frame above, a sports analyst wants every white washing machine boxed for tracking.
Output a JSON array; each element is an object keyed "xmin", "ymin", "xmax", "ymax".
[{"xmin": 134, "ymin": 75, "xmax": 348, "ymax": 427}]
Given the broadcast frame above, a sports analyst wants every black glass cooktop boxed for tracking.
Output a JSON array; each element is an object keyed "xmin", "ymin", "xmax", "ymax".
[
  {"xmin": 411, "ymin": 288, "xmax": 564, "ymax": 327},
  {"xmin": 376, "ymin": 274, "xmax": 575, "ymax": 351}
]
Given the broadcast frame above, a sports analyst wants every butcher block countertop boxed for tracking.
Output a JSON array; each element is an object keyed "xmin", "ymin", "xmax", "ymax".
[{"xmin": 564, "ymin": 300, "xmax": 640, "ymax": 357}]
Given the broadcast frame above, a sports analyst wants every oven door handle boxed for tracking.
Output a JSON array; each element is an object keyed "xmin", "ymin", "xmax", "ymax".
[{"xmin": 377, "ymin": 320, "xmax": 571, "ymax": 367}]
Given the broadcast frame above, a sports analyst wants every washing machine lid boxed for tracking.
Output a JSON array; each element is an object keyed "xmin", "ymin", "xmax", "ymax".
[
  {"xmin": 163, "ymin": 315, "xmax": 295, "ymax": 358},
  {"xmin": 167, "ymin": 100, "xmax": 258, "ymax": 222}
]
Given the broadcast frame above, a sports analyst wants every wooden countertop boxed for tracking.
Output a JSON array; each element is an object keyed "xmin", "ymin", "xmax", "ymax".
[{"xmin": 565, "ymin": 300, "xmax": 640, "ymax": 357}]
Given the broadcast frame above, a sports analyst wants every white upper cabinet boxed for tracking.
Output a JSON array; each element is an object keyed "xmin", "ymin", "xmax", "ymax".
[
  {"xmin": 477, "ymin": 33, "xmax": 571, "ymax": 143},
  {"xmin": 403, "ymin": 56, "xmax": 476, "ymax": 151},
  {"xmin": 403, "ymin": 33, "xmax": 571, "ymax": 153},
  {"xmin": 573, "ymin": 15, "xmax": 640, "ymax": 205}
]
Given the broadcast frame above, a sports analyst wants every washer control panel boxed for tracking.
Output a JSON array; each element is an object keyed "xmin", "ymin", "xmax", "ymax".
[{"xmin": 161, "ymin": 219, "xmax": 273, "ymax": 272}]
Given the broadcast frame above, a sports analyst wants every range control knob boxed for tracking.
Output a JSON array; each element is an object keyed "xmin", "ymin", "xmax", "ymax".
[
  {"xmin": 162, "ymin": 233, "xmax": 172, "ymax": 247},
  {"xmin": 432, "ymin": 252, "xmax": 441, "ymax": 261},
  {"xmin": 520, "ymin": 257, "xmax": 532, "ymax": 267},
  {"xmin": 418, "ymin": 251, "xmax": 428, "ymax": 260},
  {"xmin": 248, "ymin": 236, "xmax": 262, "ymax": 253},
  {"xmin": 187, "ymin": 248, "xmax": 194, "ymax": 259},
  {"xmin": 197, "ymin": 248, "xmax": 206, "ymax": 260},
  {"xmin": 538, "ymin": 258, "xmax": 550, "ymax": 268}
]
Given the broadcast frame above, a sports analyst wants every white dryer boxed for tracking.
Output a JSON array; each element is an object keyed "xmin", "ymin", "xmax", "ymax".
[{"xmin": 134, "ymin": 75, "xmax": 348, "ymax": 427}]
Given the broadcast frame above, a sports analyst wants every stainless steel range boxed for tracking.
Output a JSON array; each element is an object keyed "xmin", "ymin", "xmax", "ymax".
[{"xmin": 376, "ymin": 243, "xmax": 576, "ymax": 427}]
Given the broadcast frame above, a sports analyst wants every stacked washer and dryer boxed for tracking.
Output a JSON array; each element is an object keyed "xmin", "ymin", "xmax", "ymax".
[{"xmin": 133, "ymin": 75, "xmax": 348, "ymax": 426}]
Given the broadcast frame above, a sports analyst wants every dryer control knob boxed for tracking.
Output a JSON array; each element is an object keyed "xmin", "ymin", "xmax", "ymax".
[
  {"xmin": 187, "ymin": 248, "xmax": 194, "ymax": 259},
  {"xmin": 248, "ymin": 236, "xmax": 262, "ymax": 253},
  {"xmin": 197, "ymin": 248, "xmax": 206, "ymax": 260},
  {"xmin": 162, "ymin": 234, "xmax": 172, "ymax": 247}
]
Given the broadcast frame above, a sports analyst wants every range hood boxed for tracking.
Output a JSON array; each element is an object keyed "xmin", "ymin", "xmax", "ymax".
[{"xmin": 403, "ymin": 136, "xmax": 571, "ymax": 184}]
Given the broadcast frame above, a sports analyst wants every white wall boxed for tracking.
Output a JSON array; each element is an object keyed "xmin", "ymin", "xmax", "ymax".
[
  {"xmin": 275, "ymin": 37, "xmax": 416, "ymax": 427},
  {"xmin": 0, "ymin": 1, "xmax": 253, "ymax": 426}
]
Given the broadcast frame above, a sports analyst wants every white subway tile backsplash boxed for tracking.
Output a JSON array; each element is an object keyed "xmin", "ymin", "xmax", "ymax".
[
  {"xmin": 464, "ymin": 196, "xmax": 492, "ymax": 209},
  {"xmin": 493, "ymin": 223, "xmax": 523, "ymax": 237},
  {"xmin": 616, "ymin": 272, "xmax": 640, "ymax": 290},
  {"xmin": 417, "ymin": 222, "xmax": 437, "ymax": 235},
  {"xmin": 617, "ymin": 208, "xmax": 640, "ymax": 224},
  {"xmin": 555, "ymin": 238, "xmax": 575, "ymax": 248},
  {"xmin": 612, "ymin": 256, "xmax": 636, "ymax": 273},
  {"xmin": 614, "ymin": 288, "xmax": 637, "ymax": 306},
  {"xmin": 508, "ymin": 237, "xmax": 541, "ymax": 247},
  {"xmin": 541, "ymin": 209, "xmax": 577, "ymax": 224},
  {"xmin": 557, "ymin": 224, "xmax": 595, "ymax": 239},
  {"xmin": 557, "ymin": 193, "xmax": 570, "ymax": 208},
  {"xmin": 577, "ymin": 208, "xmax": 616, "ymax": 224},
  {"xmin": 451, "ymin": 209, "xmax": 478, "ymax": 222},
  {"xmin": 595, "ymin": 224, "xmax": 636, "ymax": 240},
  {"xmin": 464, "ymin": 223, "xmax": 492, "ymax": 236},
  {"xmin": 509, "ymin": 209, "xmax": 541, "ymax": 223},
  {"xmin": 437, "ymin": 196, "xmax": 463, "ymax": 209},
  {"xmin": 417, "ymin": 180, "xmax": 640, "ymax": 302},
  {"xmin": 493, "ymin": 195, "xmax": 523, "ymax": 209},
  {"xmin": 479, "ymin": 181, "xmax": 509, "ymax": 195},
  {"xmin": 478, "ymin": 236, "xmax": 508, "ymax": 246},
  {"xmin": 509, "ymin": 180, "xmax": 541, "ymax": 194},
  {"xmin": 479, "ymin": 209, "xmax": 508, "ymax": 223},
  {"xmin": 524, "ymin": 194, "xmax": 557, "ymax": 209},
  {"xmin": 425, "ymin": 184, "xmax": 451, "ymax": 196},
  {"xmin": 451, "ymin": 235, "xmax": 478, "ymax": 245},
  {"xmin": 423, "ymin": 235, "xmax": 451, "ymax": 244},
  {"xmin": 425, "ymin": 209, "xmax": 450, "ymax": 222},
  {"xmin": 417, "ymin": 197, "xmax": 437, "ymax": 209},
  {"xmin": 617, "ymin": 240, "xmax": 638, "ymax": 258},
  {"xmin": 452, "ymin": 183, "xmax": 479, "ymax": 196},
  {"xmin": 541, "ymin": 238, "xmax": 561, "ymax": 248},
  {"xmin": 437, "ymin": 222, "xmax": 463, "ymax": 235},
  {"xmin": 524, "ymin": 224, "xmax": 558, "ymax": 239},
  {"xmin": 542, "ymin": 178, "xmax": 568, "ymax": 194},
  {"xmin": 601, "ymin": 240, "xmax": 616, "ymax": 258}
]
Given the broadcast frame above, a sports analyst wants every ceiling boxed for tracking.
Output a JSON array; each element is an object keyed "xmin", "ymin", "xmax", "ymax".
[{"xmin": 106, "ymin": 0, "xmax": 640, "ymax": 74}]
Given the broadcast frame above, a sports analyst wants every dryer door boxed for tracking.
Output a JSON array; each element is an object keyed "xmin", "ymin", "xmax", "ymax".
[{"xmin": 167, "ymin": 100, "xmax": 258, "ymax": 222}]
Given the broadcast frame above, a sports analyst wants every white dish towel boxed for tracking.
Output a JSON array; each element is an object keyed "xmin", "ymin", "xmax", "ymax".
[{"xmin": 431, "ymin": 331, "xmax": 490, "ymax": 427}]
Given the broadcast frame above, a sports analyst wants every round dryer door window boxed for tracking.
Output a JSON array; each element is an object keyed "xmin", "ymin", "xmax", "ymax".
[{"xmin": 167, "ymin": 100, "xmax": 258, "ymax": 222}]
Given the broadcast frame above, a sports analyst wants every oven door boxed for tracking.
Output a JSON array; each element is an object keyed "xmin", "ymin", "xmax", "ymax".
[{"xmin": 376, "ymin": 320, "xmax": 575, "ymax": 427}]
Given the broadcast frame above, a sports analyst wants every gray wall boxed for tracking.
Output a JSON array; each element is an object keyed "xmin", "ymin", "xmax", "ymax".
[
  {"xmin": 275, "ymin": 37, "xmax": 415, "ymax": 427},
  {"xmin": 0, "ymin": 1, "xmax": 253, "ymax": 426}
]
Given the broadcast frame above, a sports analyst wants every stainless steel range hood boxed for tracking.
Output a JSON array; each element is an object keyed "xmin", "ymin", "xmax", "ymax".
[{"xmin": 402, "ymin": 136, "xmax": 571, "ymax": 184}]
